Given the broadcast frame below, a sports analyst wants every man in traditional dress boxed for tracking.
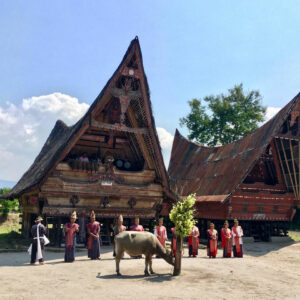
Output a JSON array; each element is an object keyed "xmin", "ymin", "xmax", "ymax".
[
  {"xmin": 221, "ymin": 220, "xmax": 232, "ymax": 258},
  {"xmin": 171, "ymin": 227, "xmax": 177, "ymax": 256},
  {"xmin": 207, "ymin": 222, "xmax": 218, "ymax": 258},
  {"xmin": 232, "ymin": 219, "xmax": 244, "ymax": 258},
  {"xmin": 113, "ymin": 214, "xmax": 126, "ymax": 257},
  {"xmin": 87, "ymin": 210, "xmax": 101, "ymax": 260},
  {"xmin": 30, "ymin": 216, "xmax": 47, "ymax": 265},
  {"xmin": 154, "ymin": 218, "xmax": 168, "ymax": 248},
  {"xmin": 130, "ymin": 217, "xmax": 144, "ymax": 258},
  {"xmin": 64, "ymin": 211, "xmax": 79, "ymax": 262},
  {"xmin": 130, "ymin": 217, "xmax": 144, "ymax": 232},
  {"xmin": 188, "ymin": 225, "xmax": 200, "ymax": 257}
]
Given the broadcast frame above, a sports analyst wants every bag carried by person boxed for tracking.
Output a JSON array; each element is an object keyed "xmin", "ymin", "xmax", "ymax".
[
  {"xmin": 43, "ymin": 235, "xmax": 50, "ymax": 245},
  {"xmin": 28, "ymin": 244, "xmax": 32, "ymax": 255}
]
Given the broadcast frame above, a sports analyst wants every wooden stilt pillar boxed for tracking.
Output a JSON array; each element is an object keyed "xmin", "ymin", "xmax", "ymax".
[
  {"xmin": 57, "ymin": 217, "xmax": 62, "ymax": 247},
  {"xmin": 78, "ymin": 215, "xmax": 86, "ymax": 245}
]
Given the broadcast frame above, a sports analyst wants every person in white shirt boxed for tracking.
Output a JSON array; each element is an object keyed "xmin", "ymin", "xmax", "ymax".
[
  {"xmin": 154, "ymin": 218, "xmax": 168, "ymax": 258},
  {"xmin": 154, "ymin": 218, "xmax": 168, "ymax": 248},
  {"xmin": 232, "ymin": 219, "xmax": 244, "ymax": 257}
]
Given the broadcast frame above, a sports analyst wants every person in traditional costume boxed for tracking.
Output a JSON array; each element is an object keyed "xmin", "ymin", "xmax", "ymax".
[
  {"xmin": 232, "ymin": 219, "xmax": 244, "ymax": 258},
  {"xmin": 87, "ymin": 210, "xmax": 101, "ymax": 260},
  {"xmin": 130, "ymin": 217, "xmax": 144, "ymax": 258},
  {"xmin": 171, "ymin": 227, "xmax": 177, "ymax": 256},
  {"xmin": 207, "ymin": 222, "xmax": 218, "ymax": 258},
  {"xmin": 64, "ymin": 211, "xmax": 79, "ymax": 262},
  {"xmin": 130, "ymin": 217, "xmax": 144, "ymax": 232},
  {"xmin": 188, "ymin": 225, "xmax": 200, "ymax": 257},
  {"xmin": 221, "ymin": 220, "xmax": 232, "ymax": 258},
  {"xmin": 30, "ymin": 216, "xmax": 47, "ymax": 265},
  {"xmin": 154, "ymin": 218, "xmax": 168, "ymax": 248},
  {"xmin": 113, "ymin": 215, "xmax": 126, "ymax": 257}
]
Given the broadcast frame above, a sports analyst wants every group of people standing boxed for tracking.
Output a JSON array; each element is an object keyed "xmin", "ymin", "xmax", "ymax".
[
  {"xmin": 169, "ymin": 219, "xmax": 244, "ymax": 259},
  {"xmin": 170, "ymin": 224, "xmax": 200, "ymax": 257},
  {"xmin": 64, "ymin": 210, "xmax": 101, "ymax": 262},
  {"xmin": 206, "ymin": 219, "xmax": 244, "ymax": 258},
  {"xmin": 30, "ymin": 212, "xmax": 244, "ymax": 264},
  {"xmin": 30, "ymin": 210, "xmax": 101, "ymax": 264}
]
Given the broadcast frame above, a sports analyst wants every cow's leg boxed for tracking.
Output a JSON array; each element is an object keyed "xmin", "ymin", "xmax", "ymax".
[
  {"xmin": 149, "ymin": 256, "xmax": 155, "ymax": 274},
  {"xmin": 115, "ymin": 250, "xmax": 124, "ymax": 276},
  {"xmin": 144, "ymin": 255, "xmax": 150, "ymax": 276}
]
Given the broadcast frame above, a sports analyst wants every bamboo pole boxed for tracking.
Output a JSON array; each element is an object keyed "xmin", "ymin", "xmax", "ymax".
[
  {"xmin": 275, "ymin": 138, "xmax": 289, "ymax": 188},
  {"xmin": 280, "ymin": 138, "xmax": 297, "ymax": 197},
  {"xmin": 289, "ymin": 139, "xmax": 299, "ymax": 199}
]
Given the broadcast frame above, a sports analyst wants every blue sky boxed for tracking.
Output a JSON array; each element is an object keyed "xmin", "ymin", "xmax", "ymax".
[{"xmin": 1, "ymin": 1, "xmax": 300, "ymax": 184}]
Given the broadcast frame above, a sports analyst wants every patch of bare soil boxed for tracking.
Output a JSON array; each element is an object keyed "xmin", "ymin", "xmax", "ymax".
[{"xmin": 0, "ymin": 241, "xmax": 299, "ymax": 300}]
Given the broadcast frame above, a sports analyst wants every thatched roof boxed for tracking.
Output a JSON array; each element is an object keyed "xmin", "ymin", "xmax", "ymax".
[
  {"xmin": 168, "ymin": 92, "xmax": 300, "ymax": 201},
  {"xmin": 6, "ymin": 37, "xmax": 169, "ymax": 199}
]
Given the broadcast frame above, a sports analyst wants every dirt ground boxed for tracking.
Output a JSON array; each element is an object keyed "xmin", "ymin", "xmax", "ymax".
[{"xmin": 0, "ymin": 240, "xmax": 300, "ymax": 300}]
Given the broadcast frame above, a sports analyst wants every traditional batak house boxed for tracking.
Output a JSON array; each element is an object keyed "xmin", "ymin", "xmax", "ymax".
[
  {"xmin": 168, "ymin": 93, "xmax": 300, "ymax": 241},
  {"xmin": 6, "ymin": 37, "xmax": 173, "ymax": 245}
]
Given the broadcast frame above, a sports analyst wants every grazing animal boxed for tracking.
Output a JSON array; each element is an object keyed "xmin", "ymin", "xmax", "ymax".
[{"xmin": 115, "ymin": 231, "xmax": 174, "ymax": 276}]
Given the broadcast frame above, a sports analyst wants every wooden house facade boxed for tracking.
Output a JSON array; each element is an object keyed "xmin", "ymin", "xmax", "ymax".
[
  {"xmin": 6, "ymin": 37, "xmax": 173, "ymax": 245},
  {"xmin": 168, "ymin": 94, "xmax": 300, "ymax": 240}
]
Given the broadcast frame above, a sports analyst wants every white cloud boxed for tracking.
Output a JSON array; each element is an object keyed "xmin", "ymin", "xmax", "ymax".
[
  {"xmin": 0, "ymin": 93, "xmax": 89, "ymax": 181},
  {"xmin": 264, "ymin": 106, "xmax": 281, "ymax": 123},
  {"xmin": 0, "ymin": 92, "xmax": 174, "ymax": 182},
  {"xmin": 156, "ymin": 127, "xmax": 174, "ymax": 168},
  {"xmin": 0, "ymin": 92, "xmax": 285, "ymax": 184}
]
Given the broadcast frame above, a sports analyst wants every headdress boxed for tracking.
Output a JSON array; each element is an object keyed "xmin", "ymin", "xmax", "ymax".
[
  {"xmin": 234, "ymin": 218, "xmax": 239, "ymax": 223},
  {"xmin": 118, "ymin": 214, "xmax": 123, "ymax": 222},
  {"xmin": 35, "ymin": 215, "xmax": 43, "ymax": 222},
  {"xmin": 224, "ymin": 220, "xmax": 229, "ymax": 225}
]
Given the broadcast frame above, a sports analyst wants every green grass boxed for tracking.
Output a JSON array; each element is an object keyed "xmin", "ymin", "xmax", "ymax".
[
  {"xmin": 0, "ymin": 223, "xmax": 29, "ymax": 250},
  {"xmin": 0, "ymin": 223, "xmax": 21, "ymax": 234},
  {"xmin": 288, "ymin": 231, "xmax": 300, "ymax": 242}
]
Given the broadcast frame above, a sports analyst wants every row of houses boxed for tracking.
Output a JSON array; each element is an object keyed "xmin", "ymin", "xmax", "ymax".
[{"xmin": 5, "ymin": 37, "xmax": 300, "ymax": 244}]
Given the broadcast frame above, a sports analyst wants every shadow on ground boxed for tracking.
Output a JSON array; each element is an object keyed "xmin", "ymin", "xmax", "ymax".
[
  {"xmin": 0, "ymin": 246, "xmax": 114, "ymax": 267},
  {"xmin": 99, "ymin": 272, "xmax": 173, "ymax": 282},
  {"xmin": 243, "ymin": 240, "xmax": 296, "ymax": 257}
]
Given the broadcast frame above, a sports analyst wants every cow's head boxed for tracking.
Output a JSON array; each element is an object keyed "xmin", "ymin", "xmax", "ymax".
[{"xmin": 165, "ymin": 249, "xmax": 175, "ymax": 266}]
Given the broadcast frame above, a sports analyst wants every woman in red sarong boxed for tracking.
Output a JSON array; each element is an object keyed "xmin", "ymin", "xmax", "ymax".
[
  {"xmin": 87, "ymin": 210, "xmax": 101, "ymax": 260},
  {"xmin": 113, "ymin": 215, "xmax": 126, "ymax": 257},
  {"xmin": 64, "ymin": 211, "xmax": 79, "ymax": 263},
  {"xmin": 221, "ymin": 220, "xmax": 232, "ymax": 258},
  {"xmin": 188, "ymin": 225, "xmax": 200, "ymax": 257},
  {"xmin": 207, "ymin": 223, "xmax": 218, "ymax": 258}
]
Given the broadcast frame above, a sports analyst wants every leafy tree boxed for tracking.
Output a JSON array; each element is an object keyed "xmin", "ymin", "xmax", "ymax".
[
  {"xmin": 180, "ymin": 84, "xmax": 266, "ymax": 146},
  {"xmin": 169, "ymin": 194, "xmax": 196, "ymax": 276},
  {"xmin": 0, "ymin": 188, "xmax": 19, "ymax": 214}
]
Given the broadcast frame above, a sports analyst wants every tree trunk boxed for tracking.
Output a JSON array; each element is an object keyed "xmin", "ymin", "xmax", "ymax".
[{"xmin": 173, "ymin": 236, "xmax": 182, "ymax": 276}]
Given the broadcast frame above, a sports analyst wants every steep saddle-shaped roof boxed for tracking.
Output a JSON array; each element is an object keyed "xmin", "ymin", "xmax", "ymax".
[
  {"xmin": 168, "ymin": 92, "xmax": 300, "ymax": 202},
  {"xmin": 6, "ymin": 37, "xmax": 169, "ymax": 199}
]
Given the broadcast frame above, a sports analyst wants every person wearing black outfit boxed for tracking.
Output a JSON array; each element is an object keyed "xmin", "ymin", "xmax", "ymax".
[{"xmin": 30, "ymin": 216, "xmax": 47, "ymax": 265}]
